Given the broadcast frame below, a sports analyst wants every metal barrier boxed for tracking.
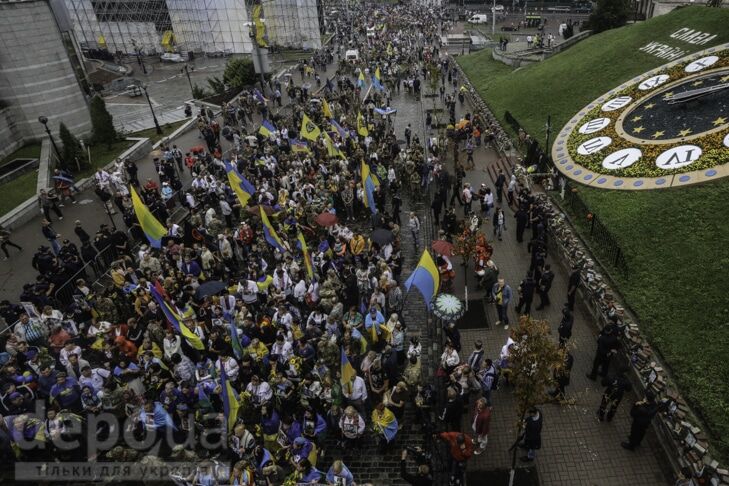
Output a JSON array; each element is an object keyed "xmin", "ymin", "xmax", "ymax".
[{"xmin": 563, "ymin": 182, "xmax": 629, "ymax": 274}]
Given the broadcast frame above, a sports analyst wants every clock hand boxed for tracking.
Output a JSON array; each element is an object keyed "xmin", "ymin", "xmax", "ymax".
[{"xmin": 664, "ymin": 82, "xmax": 729, "ymax": 105}]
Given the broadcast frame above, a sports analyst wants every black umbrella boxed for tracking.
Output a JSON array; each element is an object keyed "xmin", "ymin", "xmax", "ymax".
[
  {"xmin": 371, "ymin": 228, "xmax": 394, "ymax": 246},
  {"xmin": 194, "ymin": 280, "xmax": 227, "ymax": 299}
]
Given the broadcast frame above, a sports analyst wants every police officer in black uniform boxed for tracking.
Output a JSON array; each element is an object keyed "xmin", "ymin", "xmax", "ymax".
[{"xmin": 622, "ymin": 390, "xmax": 659, "ymax": 450}]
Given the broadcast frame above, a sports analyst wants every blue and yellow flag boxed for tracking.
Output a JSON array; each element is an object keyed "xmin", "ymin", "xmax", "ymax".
[
  {"xmin": 259, "ymin": 119, "xmax": 276, "ymax": 137},
  {"xmin": 290, "ymin": 138, "xmax": 311, "ymax": 154},
  {"xmin": 361, "ymin": 160, "xmax": 379, "ymax": 214},
  {"xmin": 297, "ymin": 231, "xmax": 313, "ymax": 279},
  {"xmin": 300, "ymin": 113, "xmax": 321, "ymax": 141},
  {"xmin": 130, "ymin": 185, "xmax": 166, "ymax": 249},
  {"xmin": 357, "ymin": 112, "xmax": 368, "ymax": 137},
  {"xmin": 330, "ymin": 119, "xmax": 349, "ymax": 139},
  {"xmin": 340, "ymin": 346, "xmax": 356, "ymax": 390},
  {"xmin": 221, "ymin": 366, "xmax": 240, "ymax": 433},
  {"xmin": 386, "ymin": 42, "xmax": 393, "ymax": 56},
  {"xmin": 372, "ymin": 407, "xmax": 398, "ymax": 443},
  {"xmin": 373, "ymin": 67, "xmax": 384, "ymax": 91},
  {"xmin": 149, "ymin": 285, "xmax": 205, "ymax": 350},
  {"xmin": 260, "ymin": 206, "xmax": 286, "ymax": 253},
  {"xmin": 253, "ymin": 88, "xmax": 269, "ymax": 104},
  {"xmin": 357, "ymin": 71, "xmax": 366, "ymax": 89},
  {"xmin": 404, "ymin": 250, "xmax": 441, "ymax": 310},
  {"xmin": 224, "ymin": 160, "xmax": 256, "ymax": 208},
  {"xmin": 322, "ymin": 98, "xmax": 333, "ymax": 119},
  {"xmin": 229, "ymin": 319, "xmax": 244, "ymax": 360}
]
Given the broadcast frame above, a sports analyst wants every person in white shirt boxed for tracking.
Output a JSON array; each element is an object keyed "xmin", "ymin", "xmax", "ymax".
[
  {"xmin": 342, "ymin": 373, "xmax": 368, "ymax": 418},
  {"xmin": 271, "ymin": 334, "xmax": 293, "ymax": 362},
  {"xmin": 408, "ymin": 212, "xmax": 420, "ymax": 249},
  {"xmin": 59, "ymin": 342, "xmax": 82, "ymax": 368},
  {"xmin": 440, "ymin": 341, "xmax": 460, "ymax": 372},
  {"xmin": 339, "ymin": 406, "xmax": 366, "ymax": 447},
  {"xmin": 79, "ymin": 365, "xmax": 111, "ymax": 393},
  {"xmin": 245, "ymin": 375, "xmax": 272, "ymax": 406},
  {"xmin": 216, "ymin": 354, "xmax": 240, "ymax": 382}
]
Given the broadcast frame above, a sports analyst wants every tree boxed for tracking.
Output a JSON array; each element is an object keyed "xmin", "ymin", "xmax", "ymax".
[
  {"xmin": 507, "ymin": 315, "xmax": 566, "ymax": 485},
  {"xmin": 192, "ymin": 83, "xmax": 210, "ymax": 100},
  {"xmin": 222, "ymin": 58, "xmax": 256, "ymax": 91},
  {"xmin": 58, "ymin": 122, "xmax": 86, "ymax": 171},
  {"xmin": 586, "ymin": 0, "xmax": 631, "ymax": 34},
  {"xmin": 89, "ymin": 95, "xmax": 117, "ymax": 148},
  {"xmin": 207, "ymin": 76, "xmax": 227, "ymax": 96}
]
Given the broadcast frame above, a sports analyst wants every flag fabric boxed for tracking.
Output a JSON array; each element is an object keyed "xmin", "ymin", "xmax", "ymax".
[
  {"xmin": 357, "ymin": 71, "xmax": 366, "ymax": 89},
  {"xmin": 357, "ymin": 112, "xmax": 369, "ymax": 137},
  {"xmin": 322, "ymin": 98, "xmax": 333, "ymax": 119},
  {"xmin": 404, "ymin": 250, "xmax": 441, "ymax": 310},
  {"xmin": 289, "ymin": 138, "xmax": 311, "ymax": 154},
  {"xmin": 258, "ymin": 119, "xmax": 276, "ymax": 137},
  {"xmin": 322, "ymin": 131, "xmax": 344, "ymax": 159},
  {"xmin": 361, "ymin": 160, "xmax": 379, "ymax": 214},
  {"xmin": 300, "ymin": 114, "xmax": 321, "ymax": 141},
  {"xmin": 224, "ymin": 160, "xmax": 256, "ymax": 208},
  {"xmin": 130, "ymin": 185, "xmax": 166, "ymax": 249},
  {"xmin": 373, "ymin": 67, "xmax": 384, "ymax": 91},
  {"xmin": 260, "ymin": 206, "xmax": 286, "ymax": 252},
  {"xmin": 296, "ymin": 231, "xmax": 314, "ymax": 279},
  {"xmin": 252, "ymin": 4, "xmax": 267, "ymax": 47},
  {"xmin": 229, "ymin": 320, "xmax": 244, "ymax": 360},
  {"xmin": 149, "ymin": 285, "xmax": 205, "ymax": 350},
  {"xmin": 330, "ymin": 119, "xmax": 349, "ymax": 139},
  {"xmin": 386, "ymin": 42, "xmax": 393, "ymax": 56},
  {"xmin": 253, "ymin": 88, "xmax": 268, "ymax": 104},
  {"xmin": 221, "ymin": 366, "xmax": 240, "ymax": 433},
  {"xmin": 372, "ymin": 407, "xmax": 398, "ymax": 443},
  {"xmin": 340, "ymin": 347, "xmax": 356, "ymax": 391}
]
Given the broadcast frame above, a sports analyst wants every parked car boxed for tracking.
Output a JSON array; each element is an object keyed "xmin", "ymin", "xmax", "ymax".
[{"xmin": 160, "ymin": 52, "xmax": 185, "ymax": 63}]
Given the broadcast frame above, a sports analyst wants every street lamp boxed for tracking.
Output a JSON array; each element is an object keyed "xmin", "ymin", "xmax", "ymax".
[
  {"xmin": 131, "ymin": 39, "xmax": 147, "ymax": 75},
  {"xmin": 38, "ymin": 116, "xmax": 65, "ymax": 169},
  {"xmin": 141, "ymin": 84, "xmax": 163, "ymax": 135},
  {"xmin": 183, "ymin": 64, "xmax": 194, "ymax": 98}
]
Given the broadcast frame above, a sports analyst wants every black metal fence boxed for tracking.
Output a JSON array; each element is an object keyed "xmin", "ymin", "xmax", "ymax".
[{"xmin": 563, "ymin": 183, "xmax": 629, "ymax": 275}]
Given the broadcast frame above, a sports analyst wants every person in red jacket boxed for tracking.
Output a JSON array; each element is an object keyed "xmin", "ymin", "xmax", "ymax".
[
  {"xmin": 472, "ymin": 398, "xmax": 492, "ymax": 455},
  {"xmin": 436, "ymin": 432, "xmax": 473, "ymax": 486}
]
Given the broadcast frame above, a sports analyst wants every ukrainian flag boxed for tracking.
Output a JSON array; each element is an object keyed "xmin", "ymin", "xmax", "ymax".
[
  {"xmin": 372, "ymin": 407, "xmax": 398, "ymax": 443},
  {"xmin": 357, "ymin": 71, "xmax": 366, "ymax": 89},
  {"xmin": 373, "ymin": 67, "xmax": 384, "ymax": 91},
  {"xmin": 224, "ymin": 160, "xmax": 256, "ymax": 208},
  {"xmin": 259, "ymin": 119, "xmax": 276, "ymax": 137},
  {"xmin": 300, "ymin": 114, "xmax": 321, "ymax": 141},
  {"xmin": 260, "ymin": 206, "xmax": 286, "ymax": 253},
  {"xmin": 322, "ymin": 98, "xmax": 333, "ymax": 119},
  {"xmin": 296, "ymin": 231, "xmax": 313, "ymax": 279},
  {"xmin": 330, "ymin": 119, "xmax": 349, "ymax": 139},
  {"xmin": 149, "ymin": 285, "xmax": 205, "ymax": 350},
  {"xmin": 340, "ymin": 346, "xmax": 356, "ymax": 391},
  {"xmin": 290, "ymin": 138, "xmax": 311, "ymax": 154},
  {"xmin": 229, "ymin": 319, "xmax": 244, "ymax": 360},
  {"xmin": 130, "ymin": 185, "xmax": 166, "ymax": 249},
  {"xmin": 221, "ymin": 367, "xmax": 240, "ymax": 433},
  {"xmin": 361, "ymin": 160, "xmax": 379, "ymax": 214},
  {"xmin": 357, "ymin": 112, "xmax": 368, "ymax": 137},
  {"xmin": 404, "ymin": 250, "xmax": 441, "ymax": 310},
  {"xmin": 323, "ymin": 132, "xmax": 344, "ymax": 159}
]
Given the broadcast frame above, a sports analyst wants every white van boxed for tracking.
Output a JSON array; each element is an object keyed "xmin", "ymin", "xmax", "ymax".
[{"xmin": 468, "ymin": 14, "xmax": 488, "ymax": 24}]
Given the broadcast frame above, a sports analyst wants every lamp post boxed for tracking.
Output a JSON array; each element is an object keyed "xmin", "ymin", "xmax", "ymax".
[
  {"xmin": 131, "ymin": 39, "xmax": 147, "ymax": 75},
  {"xmin": 38, "ymin": 116, "xmax": 65, "ymax": 169},
  {"xmin": 141, "ymin": 84, "xmax": 163, "ymax": 135},
  {"xmin": 183, "ymin": 64, "xmax": 194, "ymax": 98}
]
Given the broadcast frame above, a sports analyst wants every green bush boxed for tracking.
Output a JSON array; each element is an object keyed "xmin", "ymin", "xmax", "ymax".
[
  {"xmin": 587, "ymin": 0, "xmax": 631, "ymax": 33},
  {"xmin": 222, "ymin": 58, "xmax": 256, "ymax": 90},
  {"xmin": 58, "ymin": 122, "xmax": 86, "ymax": 171}
]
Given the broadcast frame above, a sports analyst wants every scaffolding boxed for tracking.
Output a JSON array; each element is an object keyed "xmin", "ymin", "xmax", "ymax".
[{"xmin": 60, "ymin": 0, "xmax": 322, "ymax": 56}]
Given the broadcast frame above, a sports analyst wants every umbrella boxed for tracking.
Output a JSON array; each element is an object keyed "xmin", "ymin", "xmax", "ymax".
[
  {"xmin": 432, "ymin": 240, "xmax": 454, "ymax": 257},
  {"xmin": 246, "ymin": 204, "xmax": 276, "ymax": 216},
  {"xmin": 431, "ymin": 293, "xmax": 465, "ymax": 321},
  {"xmin": 194, "ymin": 280, "xmax": 227, "ymax": 299},
  {"xmin": 371, "ymin": 228, "xmax": 394, "ymax": 246},
  {"xmin": 315, "ymin": 212, "xmax": 339, "ymax": 227}
]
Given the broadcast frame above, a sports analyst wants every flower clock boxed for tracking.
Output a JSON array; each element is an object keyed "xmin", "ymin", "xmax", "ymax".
[{"xmin": 554, "ymin": 43, "xmax": 729, "ymax": 189}]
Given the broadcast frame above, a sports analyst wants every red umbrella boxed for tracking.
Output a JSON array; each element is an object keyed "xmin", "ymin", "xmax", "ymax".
[
  {"xmin": 315, "ymin": 212, "xmax": 338, "ymax": 227},
  {"xmin": 432, "ymin": 239, "xmax": 454, "ymax": 257}
]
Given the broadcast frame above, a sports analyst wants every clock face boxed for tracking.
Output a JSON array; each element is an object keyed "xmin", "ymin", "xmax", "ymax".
[{"xmin": 553, "ymin": 44, "xmax": 729, "ymax": 190}]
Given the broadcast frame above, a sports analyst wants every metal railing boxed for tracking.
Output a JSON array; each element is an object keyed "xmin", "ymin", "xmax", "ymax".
[{"xmin": 563, "ymin": 182, "xmax": 629, "ymax": 275}]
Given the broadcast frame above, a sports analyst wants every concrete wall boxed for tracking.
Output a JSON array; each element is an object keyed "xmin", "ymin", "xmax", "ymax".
[{"xmin": 0, "ymin": 0, "xmax": 91, "ymax": 146}]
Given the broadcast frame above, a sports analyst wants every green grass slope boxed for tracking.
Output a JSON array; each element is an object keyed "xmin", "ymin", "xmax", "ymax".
[{"xmin": 459, "ymin": 6, "xmax": 729, "ymax": 459}]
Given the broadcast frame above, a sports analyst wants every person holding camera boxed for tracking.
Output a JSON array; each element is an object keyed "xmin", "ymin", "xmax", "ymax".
[{"xmin": 400, "ymin": 448, "xmax": 433, "ymax": 486}]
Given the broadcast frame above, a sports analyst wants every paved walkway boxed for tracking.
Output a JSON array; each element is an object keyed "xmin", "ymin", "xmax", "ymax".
[{"xmin": 442, "ymin": 89, "xmax": 671, "ymax": 484}]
